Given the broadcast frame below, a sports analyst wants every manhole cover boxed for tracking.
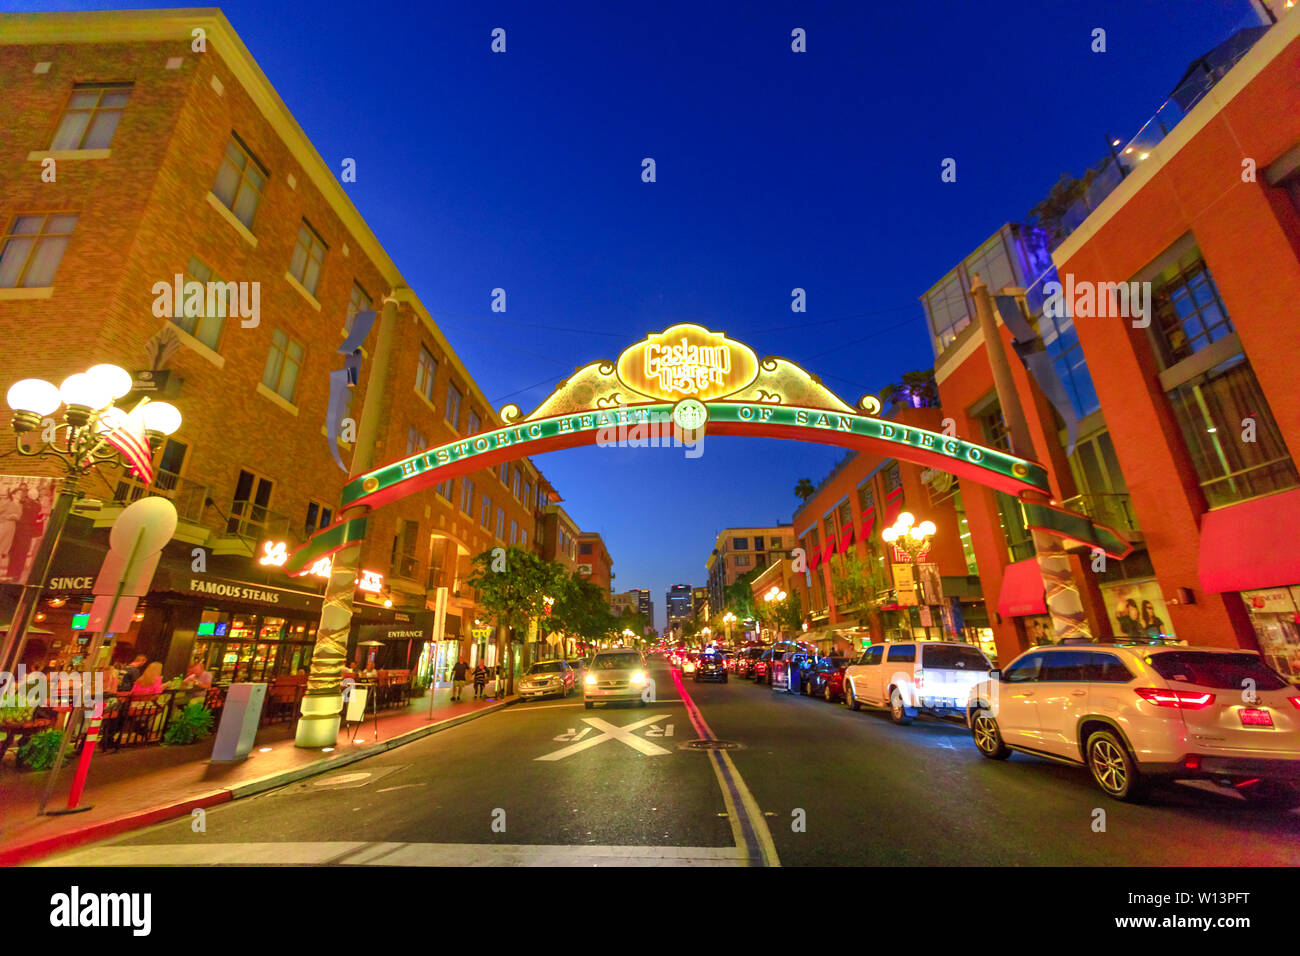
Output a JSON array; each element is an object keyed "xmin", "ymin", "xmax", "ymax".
[{"xmin": 681, "ymin": 739, "xmax": 743, "ymax": 751}]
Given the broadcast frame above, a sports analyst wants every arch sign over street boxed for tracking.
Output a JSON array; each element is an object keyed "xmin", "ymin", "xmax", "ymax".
[{"xmin": 287, "ymin": 323, "xmax": 1126, "ymax": 576}]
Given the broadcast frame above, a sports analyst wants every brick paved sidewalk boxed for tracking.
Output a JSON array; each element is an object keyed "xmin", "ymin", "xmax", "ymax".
[{"xmin": 0, "ymin": 686, "xmax": 514, "ymax": 865}]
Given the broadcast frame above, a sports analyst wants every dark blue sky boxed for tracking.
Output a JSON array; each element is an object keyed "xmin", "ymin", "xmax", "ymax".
[{"xmin": 12, "ymin": 0, "xmax": 1263, "ymax": 628}]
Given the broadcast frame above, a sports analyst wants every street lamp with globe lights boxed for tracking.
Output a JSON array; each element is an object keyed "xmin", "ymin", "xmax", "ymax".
[
  {"xmin": 0, "ymin": 365, "xmax": 181, "ymax": 672},
  {"xmin": 881, "ymin": 512, "xmax": 937, "ymax": 630},
  {"xmin": 763, "ymin": 586, "xmax": 788, "ymax": 643},
  {"xmin": 722, "ymin": 611, "xmax": 737, "ymax": 647}
]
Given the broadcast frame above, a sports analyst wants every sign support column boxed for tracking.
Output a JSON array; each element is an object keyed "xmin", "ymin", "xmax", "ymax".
[
  {"xmin": 970, "ymin": 274, "xmax": 1091, "ymax": 644},
  {"xmin": 296, "ymin": 293, "xmax": 401, "ymax": 748}
]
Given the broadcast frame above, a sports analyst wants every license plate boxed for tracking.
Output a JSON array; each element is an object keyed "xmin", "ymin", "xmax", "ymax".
[{"xmin": 1239, "ymin": 708, "xmax": 1274, "ymax": 727}]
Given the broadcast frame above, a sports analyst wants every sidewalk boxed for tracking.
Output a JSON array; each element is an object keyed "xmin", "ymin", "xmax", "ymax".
[{"xmin": 0, "ymin": 685, "xmax": 515, "ymax": 866}]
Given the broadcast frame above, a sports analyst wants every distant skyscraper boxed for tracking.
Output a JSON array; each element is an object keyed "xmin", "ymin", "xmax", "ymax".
[{"xmin": 666, "ymin": 584, "xmax": 692, "ymax": 623}]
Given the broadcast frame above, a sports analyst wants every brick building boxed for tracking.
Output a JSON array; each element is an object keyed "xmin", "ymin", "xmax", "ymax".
[
  {"xmin": 575, "ymin": 531, "xmax": 612, "ymax": 594},
  {"xmin": 0, "ymin": 9, "xmax": 553, "ymax": 686},
  {"xmin": 703, "ymin": 524, "xmax": 794, "ymax": 619},
  {"xmin": 921, "ymin": 9, "xmax": 1300, "ymax": 671},
  {"xmin": 788, "ymin": 405, "xmax": 993, "ymax": 660}
]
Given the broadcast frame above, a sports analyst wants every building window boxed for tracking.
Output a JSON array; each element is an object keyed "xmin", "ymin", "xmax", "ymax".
[
  {"xmin": 520, "ymin": 529, "xmax": 527, "ymax": 548},
  {"xmin": 735, "ymin": 554, "xmax": 750, "ymax": 567},
  {"xmin": 0, "ymin": 213, "xmax": 77, "ymax": 288},
  {"xmin": 836, "ymin": 499, "xmax": 852, "ymax": 530},
  {"xmin": 857, "ymin": 481, "xmax": 876, "ymax": 514},
  {"xmin": 512, "ymin": 469, "xmax": 521, "ymax": 498},
  {"xmin": 1167, "ymin": 353, "xmax": 1298, "ymax": 507},
  {"xmin": 822, "ymin": 515, "xmax": 836, "ymax": 541},
  {"xmin": 579, "ymin": 542, "xmax": 593, "ymax": 555},
  {"xmin": 884, "ymin": 463, "xmax": 902, "ymax": 494},
  {"xmin": 923, "ymin": 271, "xmax": 972, "ymax": 356},
  {"xmin": 416, "ymin": 346, "xmax": 437, "ymax": 402},
  {"xmin": 344, "ymin": 282, "xmax": 372, "ymax": 333},
  {"xmin": 305, "ymin": 499, "xmax": 333, "ymax": 536},
  {"xmin": 496, "ymin": 508, "xmax": 505, "ymax": 540},
  {"xmin": 212, "ymin": 134, "xmax": 267, "ymax": 230},
  {"xmin": 1039, "ymin": 303, "xmax": 1101, "ymax": 419},
  {"xmin": 461, "ymin": 479, "xmax": 474, "ymax": 515},
  {"xmin": 262, "ymin": 329, "xmax": 304, "ymax": 402},
  {"xmin": 391, "ymin": 519, "xmax": 418, "ymax": 580},
  {"xmin": 481, "ymin": 494, "xmax": 491, "ymax": 528},
  {"xmin": 172, "ymin": 256, "xmax": 226, "ymax": 350},
  {"xmin": 406, "ymin": 427, "xmax": 427, "ymax": 456},
  {"xmin": 510, "ymin": 520, "xmax": 518, "ymax": 544},
  {"xmin": 288, "ymin": 220, "xmax": 327, "ymax": 296},
  {"xmin": 467, "ymin": 409, "xmax": 480, "ymax": 435},
  {"xmin": 229, "ymin": 469, "xmax": 273, "ymax": 538},
  {"xmin": 523, "ymin": 481, "xmax": 532, "ymax": 506},
  {"xmin": 732, "ymin": 537, "xmax": 748, "ymax": 550},
  {"xmin": 446, "ymin": 383, "xmax": 463, "ymax": 427},
  {"xmin": 499, "ymin": 463, "xmax": 509, "ymax": 485},
  {"xmin": 51, "ymin": 82, "xmax": 132, "ymax": 151},
  {"xmin": 980, "ymin": 409, "xmax": 1011, "ymax": 453},
  {"xmin": 437, "ymin": 478, "xmax": 453, "ymax": 501},
  {"xmin": 1150, "ymin": 254, "xmax": 1234, "ymax": 368}
]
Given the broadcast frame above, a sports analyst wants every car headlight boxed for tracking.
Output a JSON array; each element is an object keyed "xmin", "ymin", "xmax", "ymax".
[
  {"xmin": 630, "ymin": 671, "xmax": 646, "ymax": 686},
  {"xmin": 585, "ymin": 673, "xmax": 596, "ymax": 686}
]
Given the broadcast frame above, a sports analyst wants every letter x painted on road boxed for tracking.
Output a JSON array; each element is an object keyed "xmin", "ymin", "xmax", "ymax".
[{"xmin": 535, "ymin": 714, "xmax": 672, "ymax": 761}]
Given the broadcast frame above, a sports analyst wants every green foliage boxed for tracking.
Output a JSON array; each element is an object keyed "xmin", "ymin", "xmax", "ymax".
[
  {"xmin": 16, "ymin": 728, "xmax": 63, "ymax": 770},
  {"xmin": 163, "ymin": 701, "xmax": 215, "ymax": 745},
  {"xmin": 468, "ymin": 546, "xmax": 568, "ymax": 637},
  {"xmin": 775, "ymin": 590, "xmax": 803, "ymax": 633},
  {"xmin": 549, "ymin": 573, "xmax": 615, "ymax": 643},
  {"xmin": 724, "ymin": 567, "xmax": 760, "ymax": 621},
  {"xmin": 830, "ymin": 550, "xmax": 890, "ymax": 628},
  {"xmin": 612, "ymin": 607, "xmax": 650, "ymax": 640},
  {"xmin": 794, "ymin": 478, "xmax": 815, "ymax": 503},
  {"xmin": 0, "ymin": 705, "xmax": 36, "ymax": 724},
  {"xmin": 879, "ymin": 369, "xmax": 938, "ymax": 409}
]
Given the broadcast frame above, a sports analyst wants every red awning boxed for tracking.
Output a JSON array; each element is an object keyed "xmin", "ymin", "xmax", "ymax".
[
  {"xmin": 860, "ymin": 510, "xmax": 875, "ymax": 542},
  {"xmin": 1198, "ymin": 488, "xmax": 1300, "ymax": 594},
  {"xmin": 838, "ymin": 524, "xmax": 854, "ymax": 553},
  {"xmin": 883, "ymin": 490, "xmax": 904, "ymax": 529},
  {"xmin": 808, "ymin": 548, "xmax": 823, "ymax": 571},
  {"xmin": 997, "ymin": 558, "xmax": 1046, "ymax": 617},
  {"xmin": 821, "ymin": 540, "xmax": 836, "ymax": 564}
]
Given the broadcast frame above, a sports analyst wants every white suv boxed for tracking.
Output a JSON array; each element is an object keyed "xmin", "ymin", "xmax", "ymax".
[
  {"xmin": 842, "ymin": 641, "xmax": 993, "ymax": 724},
  {"xmin": 967, "ymin": 644, "xmax": 1300, "ymax": 805},
  {"xmin": 583, "ymin": 649, "xmax": 650, "ymax": 709}
]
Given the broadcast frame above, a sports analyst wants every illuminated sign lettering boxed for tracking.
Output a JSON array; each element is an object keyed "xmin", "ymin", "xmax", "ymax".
[
  {"xmin": 358, "ymin": 570, "xmax": 384, "ymax": 593},
  {"xmin": 259, "ymin": 540, "xmax": 289, "ymax": 566}
]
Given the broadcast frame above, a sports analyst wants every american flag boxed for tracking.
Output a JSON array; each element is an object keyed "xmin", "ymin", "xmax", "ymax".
[{"xmin": 98, "ymin": 406, "xmax": 154, "ymax": 485}]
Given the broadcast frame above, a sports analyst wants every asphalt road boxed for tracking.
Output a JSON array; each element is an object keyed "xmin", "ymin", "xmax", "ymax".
[{"xmin": 43, "ymin": 658, "xmax": 1300, "ymax": 866}]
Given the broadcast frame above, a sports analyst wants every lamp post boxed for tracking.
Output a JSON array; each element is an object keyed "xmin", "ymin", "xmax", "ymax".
[
  {"xmin": 763, "ymin": 586, "xmax": 788, "ymax": 643},
  {"xmin": 722, "ymin": 611, "xmax": 736, "ymax": 647},
  {"xmin": 882, "ymin": 512, "xmax": 936, "ymax": 638},
  {"xmin": 1, "ymin": 366, "xmax": 181, "ymax": 673}
]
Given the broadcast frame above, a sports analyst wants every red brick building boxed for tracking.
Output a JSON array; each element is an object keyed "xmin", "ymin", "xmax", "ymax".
[
  {"xmin": 787, "ymin": 405, "xmax": 995, "ymax": 661},
  {"xmin": 0, "ymin": 10, "xmax": 552, "ymax": 685},
  {"xmin": 921, "ymin": 10, "xmax": 1300, "ymax": 673}
]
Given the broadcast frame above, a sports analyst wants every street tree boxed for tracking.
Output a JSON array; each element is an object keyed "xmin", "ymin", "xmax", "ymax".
[
  {"xmin": 724, "ymin": 567, "xmax": 760, "ymax": 622},
  {"xmin": 830, "ymin": 550, "xmax": 891, "ymax": 642},
  {"xmin": 468, "ymin": 547, "xmax": 568, "ymax": 693},
  {"xmin": 549, "ymin": 573, "xmax": 614, "ymax": 651},
  {"xmin": 794, "ymin": 478, "xmax": 815, "ymax": 503}
]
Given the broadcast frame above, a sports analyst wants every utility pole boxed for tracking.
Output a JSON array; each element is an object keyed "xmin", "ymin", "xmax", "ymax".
[
  {"xmin": 969, "ymin": 274, "xmax": 1092, "ymax": 645},
  {"xmin": 296, "ymin": 293, "xmax": 401, "ymax": 748}
]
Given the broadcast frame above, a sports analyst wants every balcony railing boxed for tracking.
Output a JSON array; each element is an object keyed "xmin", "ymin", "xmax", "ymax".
[
  {"xmin": 113, "ymin": 471, "xmax": 209, "ymax": 524},
  {"xmin": 225, "ymin": 499, "xmax": 291, "ymax": 542},
  {"xmin": 1061, "ymin": 492, "xmax": 1140, "ymax": 536}
]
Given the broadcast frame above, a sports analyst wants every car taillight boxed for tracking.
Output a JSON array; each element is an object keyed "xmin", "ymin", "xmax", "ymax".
[
  {"xmin": 1289, "ymin": 697, "xmax": 1300, "ymax": 711},
  {"xmin": 1134, "ymin": 687, "xmax": 1215, "ymax": 710}
]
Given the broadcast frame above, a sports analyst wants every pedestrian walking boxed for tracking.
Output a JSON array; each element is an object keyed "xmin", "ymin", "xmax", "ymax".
[
  {"xmin": 450, "ymin": 657, "xmax": 469, "ymax": 701},
  {"xmin": 472, "ymin": 661, "xmax": 488, "ymax": 699}
]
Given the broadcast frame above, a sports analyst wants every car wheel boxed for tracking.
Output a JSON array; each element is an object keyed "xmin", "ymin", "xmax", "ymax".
[
  {"xmin": 1239, "ymin": 780, "xmax": 1300, "ymax": 810},
  {"xmin": 971, "ymin": 709, "xmax": 1010, "ymax": 760},
  {"xmin": 889, "ymin": 688, "xmax": 912, "ymax": 725},
  {"xmin": 584, "ymin": 701, "xmax": 593, "ymax": 710},
  {"xmin": 1086, "ymin": 729, "xmax": 1148, "ymax": 802},
  {"xmin": 824, "ymin": 683, "xmax": 833, "ymax": 703},
  {"xmin": 845, "ymin": 681, "xmax": 861, "ymax": 711}
]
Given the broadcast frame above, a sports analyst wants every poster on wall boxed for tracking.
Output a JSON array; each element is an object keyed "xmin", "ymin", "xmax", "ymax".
[
  {"xmin": 1100, "ymin": 579, "xmax": 1174, "ymax": 641},
  {"xmin": 917, "ymin": 563, "xmax": 943, "ymax": 605},
  {"xmin": 893, "ymin": 563, "xmax": 917, "ymax": 606},
  {"xmin": 0, "ymin": 475, "xmax": 57, "ymax": 586},
  {"xmin": 1242, "ymin": 587, "xmax": 1300, "ymax": 679}
]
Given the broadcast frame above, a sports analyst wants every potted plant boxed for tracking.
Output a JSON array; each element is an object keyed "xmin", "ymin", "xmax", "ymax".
[
  {"xmin": 16, "ymin": 728, "xmax": 64, "ymax": 771},
  {"xmin": 163, "ymin": 701, "xmax": 215, "ymax": 745}
]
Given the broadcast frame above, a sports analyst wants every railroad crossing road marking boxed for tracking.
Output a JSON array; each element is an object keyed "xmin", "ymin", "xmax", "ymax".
[{"xmin": 536, "ymin": 714, "xmax": 672, "ymax": 761}]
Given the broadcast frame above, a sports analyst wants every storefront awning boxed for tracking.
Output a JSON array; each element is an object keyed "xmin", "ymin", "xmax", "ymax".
[
  {"xmin": 997, "ymin": 558, "xmax": 1046, "ymax": 618},
  {"xmin": 1198, "ymin": 488, "xmax": 1300, "ymax": 594}
]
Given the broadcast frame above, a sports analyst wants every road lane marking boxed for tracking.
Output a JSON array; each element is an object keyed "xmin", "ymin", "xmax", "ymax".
[
  {"xmin": 39, "ymin": 842, "xmax": 746, "ymax": 867},
  {"xmin": 644, "ymin": 723, "xmax": 674, "ymax": 737},
  {"xmin": 535, "ymin": 714, "xmax": 672, "ymax": 761},
  {"xmin": 671, "ymin": 668, "xmax": 780, "ymax": 868},
  {"xmin": 508, "ymin": 700, "xmax": 682, "ymax": 712}
]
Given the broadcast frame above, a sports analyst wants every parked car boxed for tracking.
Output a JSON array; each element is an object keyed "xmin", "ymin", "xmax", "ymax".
[
  {"xmin": 583, "ymin": 649, "xmax": 650, "ymax": 709},
  {"xmin": 753, "ymin": 650, "xmax": 774, "ymax": 684},
  {"xmin": 967, "ymin": 644, "xmax": 1300, "ymax": 805},
  {"xmin": 518, "ymin": 660, "xmax": 576, "ymax": 700},
  {"xmin": 806, "ymin": 656, "xmax": 850, "ymax": 701},
  {"xmin": 843, "ymin": 641, "xmax": 992, "ymax": 723},
  {"xmin": 771, "ymin": 650, "xmax": 814, "ymax": 693}
]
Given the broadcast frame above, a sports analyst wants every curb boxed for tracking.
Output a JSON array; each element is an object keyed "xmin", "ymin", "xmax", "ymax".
[{"xmin": 0, "ymin": 696, "xmax": 517, "ymax": 867}]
